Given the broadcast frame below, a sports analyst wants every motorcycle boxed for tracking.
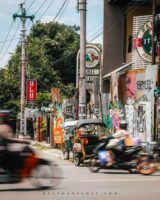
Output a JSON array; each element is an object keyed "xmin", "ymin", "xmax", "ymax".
[
  {"xmin": 89, "ymin": 139, "xmax": 158, "ymax": 175},
  {"xmin": 0, "ymin": 139, "xmax": 60, "ymax": 188}
]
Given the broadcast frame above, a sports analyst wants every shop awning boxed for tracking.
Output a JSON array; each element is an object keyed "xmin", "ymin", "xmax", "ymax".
[{"xmin": 103, "ymin": 62, "xmax": 133, "ymax": 79}]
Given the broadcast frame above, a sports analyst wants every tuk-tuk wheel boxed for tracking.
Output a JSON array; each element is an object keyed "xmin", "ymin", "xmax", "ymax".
[
  {"xmin": 63, "ymin": 148, "xmax": 70, "ymax": 160},
  {"xmin": 73, "ymin": 152, "xmax": 81, "ymax": 166}
]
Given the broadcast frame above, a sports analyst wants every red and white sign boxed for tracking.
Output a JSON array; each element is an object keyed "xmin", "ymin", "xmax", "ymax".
[{"xmin": 27, "ymin": 80, "xmax": 37, "ymax": 103}]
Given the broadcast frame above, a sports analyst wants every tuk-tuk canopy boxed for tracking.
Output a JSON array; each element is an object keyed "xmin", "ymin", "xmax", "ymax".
[
  {"xmin": 62, "ymin": 120, "xmax": 77, "ymax": 128},
  {"xmin": 75, "ymin": 119, "xmax": 106, "ymax": 128}
]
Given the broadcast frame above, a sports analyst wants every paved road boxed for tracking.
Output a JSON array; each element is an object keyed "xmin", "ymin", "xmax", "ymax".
[{"xmin": 0, "ymin": 148, "xmax": 160, "ymax": 200}]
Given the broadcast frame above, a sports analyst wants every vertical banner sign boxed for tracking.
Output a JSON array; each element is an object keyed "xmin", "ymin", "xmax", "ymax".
[
  {"xmin": 27, "ymin": 80, "xmax": 37, "ymax": 103},
  {"xmin": 51, "ymin": 88, "xmax": 60, "ymax": 104}
]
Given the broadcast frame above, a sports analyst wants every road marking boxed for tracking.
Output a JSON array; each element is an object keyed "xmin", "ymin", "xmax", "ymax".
[{"xmin": 79, "ymin": 178, "xmax": 159, "ymax": 182}]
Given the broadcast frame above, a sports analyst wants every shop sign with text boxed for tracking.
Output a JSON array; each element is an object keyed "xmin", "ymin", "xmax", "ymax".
[
  {"xmin": 133, "ymin": 21, "xmax": 155, "ymax": 63},
  {"xmin": 27, "ymin": 79, "xmax": 37, "ymax": 103}
]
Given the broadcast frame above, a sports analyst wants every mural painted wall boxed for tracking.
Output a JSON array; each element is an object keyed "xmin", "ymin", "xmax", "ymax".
[
  {"xmin": 126, "ymin": 70, "xmax": 137, "ymax": 103},
  {"xmin": 125, "ymin": 65, "xmax": 157, "ymax": 142}
]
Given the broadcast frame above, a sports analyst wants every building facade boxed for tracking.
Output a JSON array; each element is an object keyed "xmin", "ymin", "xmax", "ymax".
[{"xmin": 102, "ymin": 0, "xmax": 160, "ymax": 141}]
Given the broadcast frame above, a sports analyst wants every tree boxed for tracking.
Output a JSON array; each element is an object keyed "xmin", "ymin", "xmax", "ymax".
[{"xmin": 0, "ymin": 22, "xmax": 80, "ymax": 111}]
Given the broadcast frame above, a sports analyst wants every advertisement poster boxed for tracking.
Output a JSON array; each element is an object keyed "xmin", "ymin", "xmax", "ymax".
[
  {"xmin": 110, "ymin": 72, "xmax": 119, "ymax": 102},
  {"xmin": 125, "ymin": 105, "xmax": 134, "ymax": 135},
  {"xmin": 53, "ymin": 117, "xmax": 64, "ymax": 144},
  {"xmin": 136, "ymin": 66, "xmax": 157, "ymax": 101},
  {"xmin": 126, "ymin": 70, "xmax": 136, "ymax": 103},
  {"xmin": 137, "ymin": 101, "xmax": 151, "ymax": 142}
]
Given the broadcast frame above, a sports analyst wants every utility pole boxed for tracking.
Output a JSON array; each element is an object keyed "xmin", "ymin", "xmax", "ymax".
[
  {"xmin": 13, "ymin": 3, "xmax": 34, "ymax": 136},
  {"xmin": 77, "ymin": 0, "xmax": 87, "ymax": 119}
]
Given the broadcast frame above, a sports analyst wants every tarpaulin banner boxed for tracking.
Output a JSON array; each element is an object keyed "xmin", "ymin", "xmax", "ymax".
[{"xmin": 53, "ymin": 117, "xmax": 64, "ymax": 144}]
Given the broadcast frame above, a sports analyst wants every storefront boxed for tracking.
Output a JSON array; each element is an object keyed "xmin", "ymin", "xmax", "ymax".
[{"xmin": 102, "ymin": 14, "xmax": 159, "ymax": 142}]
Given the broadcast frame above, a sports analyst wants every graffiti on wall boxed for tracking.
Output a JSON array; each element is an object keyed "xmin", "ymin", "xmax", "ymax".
[
  {"xmin": 111, "ymin": 72, "xmax": 119, "ymax": 102},
  {"xmin": 125, "ymin": 105, "xmax": 134, "ymax": 135},
  {"xmin": 156, "ymin": 97, "xmax": 160, "ymax": 139},
  {"xmin": 136, "ymin": 101, "xmax": 151, "ymax": 142},
  {"xmin": 104, "ymin": 101, "xmax": 124, "ymax": 135},
  {"xmin": 137, "ymin": 105, "xmax": 146, "ymax": 134},
  {"xmin": 137, "ymin": 80, "xmax": 153, "ymax": 91},
  {"xmin": 62, "ymin": 97, "xmax": 78, "ymax": 121},
  {"xmin": 126, "ymin": 70, "xmax": 136, "ymax": 104},
  {"xmin": 136, "ymin": 65, "xmax": 157, "ymax": 101}
]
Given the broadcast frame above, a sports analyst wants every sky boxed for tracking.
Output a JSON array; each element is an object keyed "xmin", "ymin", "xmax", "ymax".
[{"xmin": 0, "ymin": 0, "xmax": 103, "ymax": 68}]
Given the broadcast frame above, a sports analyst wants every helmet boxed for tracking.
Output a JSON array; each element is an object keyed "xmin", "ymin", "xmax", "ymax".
[{"xmin": 119, "ymin": 120, "xmax": 128, "ymax": 130}]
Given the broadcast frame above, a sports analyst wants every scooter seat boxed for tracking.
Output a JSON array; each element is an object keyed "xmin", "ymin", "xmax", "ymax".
[{"xmin": 123, "ymin": 146, "xmax": 141, "ymax": 156}]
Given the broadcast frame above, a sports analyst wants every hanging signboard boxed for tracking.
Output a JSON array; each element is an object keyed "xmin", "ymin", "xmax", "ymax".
[
  {"xmin": 132, "ymin": 15, "xmax": 159, "ymax": 67},
  {"xmin": 76, "ymin": 44, "xmax": 101, "ymax": 89},
  {"xmin": 26, "ymin": 79, "xmax": 37, "ymax": 103}
]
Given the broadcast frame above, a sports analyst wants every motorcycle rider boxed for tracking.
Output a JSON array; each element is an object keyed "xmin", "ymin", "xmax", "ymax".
[
  {"xmin": 105, "ymin": 120, "xmax": 134, "ymax": 166},
  {"xmin": 0, "ymin": 124, "xmax": 30, "ymax": 181},
  {"xmin": 107, "ymin": 120, "xmax": 134, "ymax": 148}
]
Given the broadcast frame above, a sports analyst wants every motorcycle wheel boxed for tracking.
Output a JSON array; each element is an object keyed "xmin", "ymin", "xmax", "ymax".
[
  {"xmin": 30, "ymin": 164, "xmax": 60, "ymax": 189},
  {"xmin": 63, "ymin": 147, "xmax": 70, "ymax": 160},
  {"xmin": 73, "ymin": 152, "xmax": 81, "ymax": 166},
  {"xmin": 89, "ymin": 158, "xmax": 100, "ymax": 173},
  {"xmin": 137, "ymin": 156, "xmax": 158, "ymax": 175}
]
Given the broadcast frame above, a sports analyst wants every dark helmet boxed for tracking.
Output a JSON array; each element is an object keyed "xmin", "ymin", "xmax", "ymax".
[{"xmin": 119, "ymin": 120, "xmax": 128, "ymax": 130}]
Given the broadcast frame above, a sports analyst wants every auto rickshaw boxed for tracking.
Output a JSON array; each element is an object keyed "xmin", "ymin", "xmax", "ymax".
[
  {"xmin": 62, "ymin": 120, "xmax": 77, "ymax": 160},
  {"xmin": 72, "ymin": 119, "xmax": 106, "ymax": 166}
]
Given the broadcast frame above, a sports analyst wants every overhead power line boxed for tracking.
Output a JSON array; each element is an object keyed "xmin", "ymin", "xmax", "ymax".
[
  {"xmin": 0, "ymin": 7, "xmax": 21, "ymax": 57},
  {"xmin": 34, "ymin": 0, "xmax": 48, "ymax": 15},
  {"xmin": 27, "ymin": 0, "xmax": 36, "ymax": 11},
  {"xmin": 39, "ymin": 0, "xmax": 55, "ymax": 20},
  {"xmin": 88, "ymin": 1, "xmax": 145, "ymax": 43},
  {"xmin": 56, "ymin": 0, "xmax": 71, "ymax": 22},
  {"xmin": 0, "ymin": 38, "xmax": 19, "ymax": 44},
  {"xmin": 53, "ymin": 0, "xmax": 69, "ymax": 22},
  {"xmin": 0, "ymin": 21, "xmax": 14, "ymax": 55},
  {"xmin": 0, "ymin": 22, "xmax": 21, "ymax": 60}
]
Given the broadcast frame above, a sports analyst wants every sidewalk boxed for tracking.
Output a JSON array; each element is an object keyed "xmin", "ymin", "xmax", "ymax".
[
  {"xmin": 31, "ymin": 140, "xmax": 160, "ymax": 171},
  {"xmin": 31, "ymin": 140, "xmax": 64, "ymax": 159}
]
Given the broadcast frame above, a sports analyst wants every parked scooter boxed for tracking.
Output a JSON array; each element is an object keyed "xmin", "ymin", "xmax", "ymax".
[
  {"xmin": 89, "ymin": 139, "xmax": 158, "ymax": 175},
  {"xmin": 0, "ymin": 138, "xmax": 60, "ymax": 188}
]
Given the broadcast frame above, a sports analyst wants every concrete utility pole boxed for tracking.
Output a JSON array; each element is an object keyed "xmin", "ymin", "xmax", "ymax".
[
  {"xmin": 77, "ymin": 0, "xmax": 87, "ymax": 119},
  {"xmin": 13, "ymin": 3, "xmax": 34, "ymax": 135}
]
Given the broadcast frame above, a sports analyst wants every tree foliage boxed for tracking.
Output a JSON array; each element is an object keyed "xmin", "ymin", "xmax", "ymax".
[{"xmin": 0, "ymin": 22, "xmax": 80, "ymax": 112}]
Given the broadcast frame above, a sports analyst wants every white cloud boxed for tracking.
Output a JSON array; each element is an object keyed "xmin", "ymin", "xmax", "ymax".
[{"xmin": 40, "ymin": 16, "xmax": 54, "ymax": 23}]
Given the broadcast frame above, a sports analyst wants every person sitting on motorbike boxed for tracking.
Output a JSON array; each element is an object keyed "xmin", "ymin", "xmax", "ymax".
[
  {"xmin": 105, "ymin": 120, "xmax": 134, "ymax": 166},
  {"xmin": 107, "ymin": 120, "xmax": 134, "ymax": 148},
  {"xmin": 0, "ymin": 124, "xmax": 30, "ymax": 179},
  {"xmin": 73, "ymin": 127, "xmax": 86, "ymax": 160}
]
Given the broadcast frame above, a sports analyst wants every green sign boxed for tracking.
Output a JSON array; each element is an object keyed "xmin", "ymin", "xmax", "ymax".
[
  {"xmin": 154, "ymin": 87, "xmax": 160, "ymax": 97},
  {"xmin": 137, "ymin": 21, "xmax": 152, "ymax": 62}
]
